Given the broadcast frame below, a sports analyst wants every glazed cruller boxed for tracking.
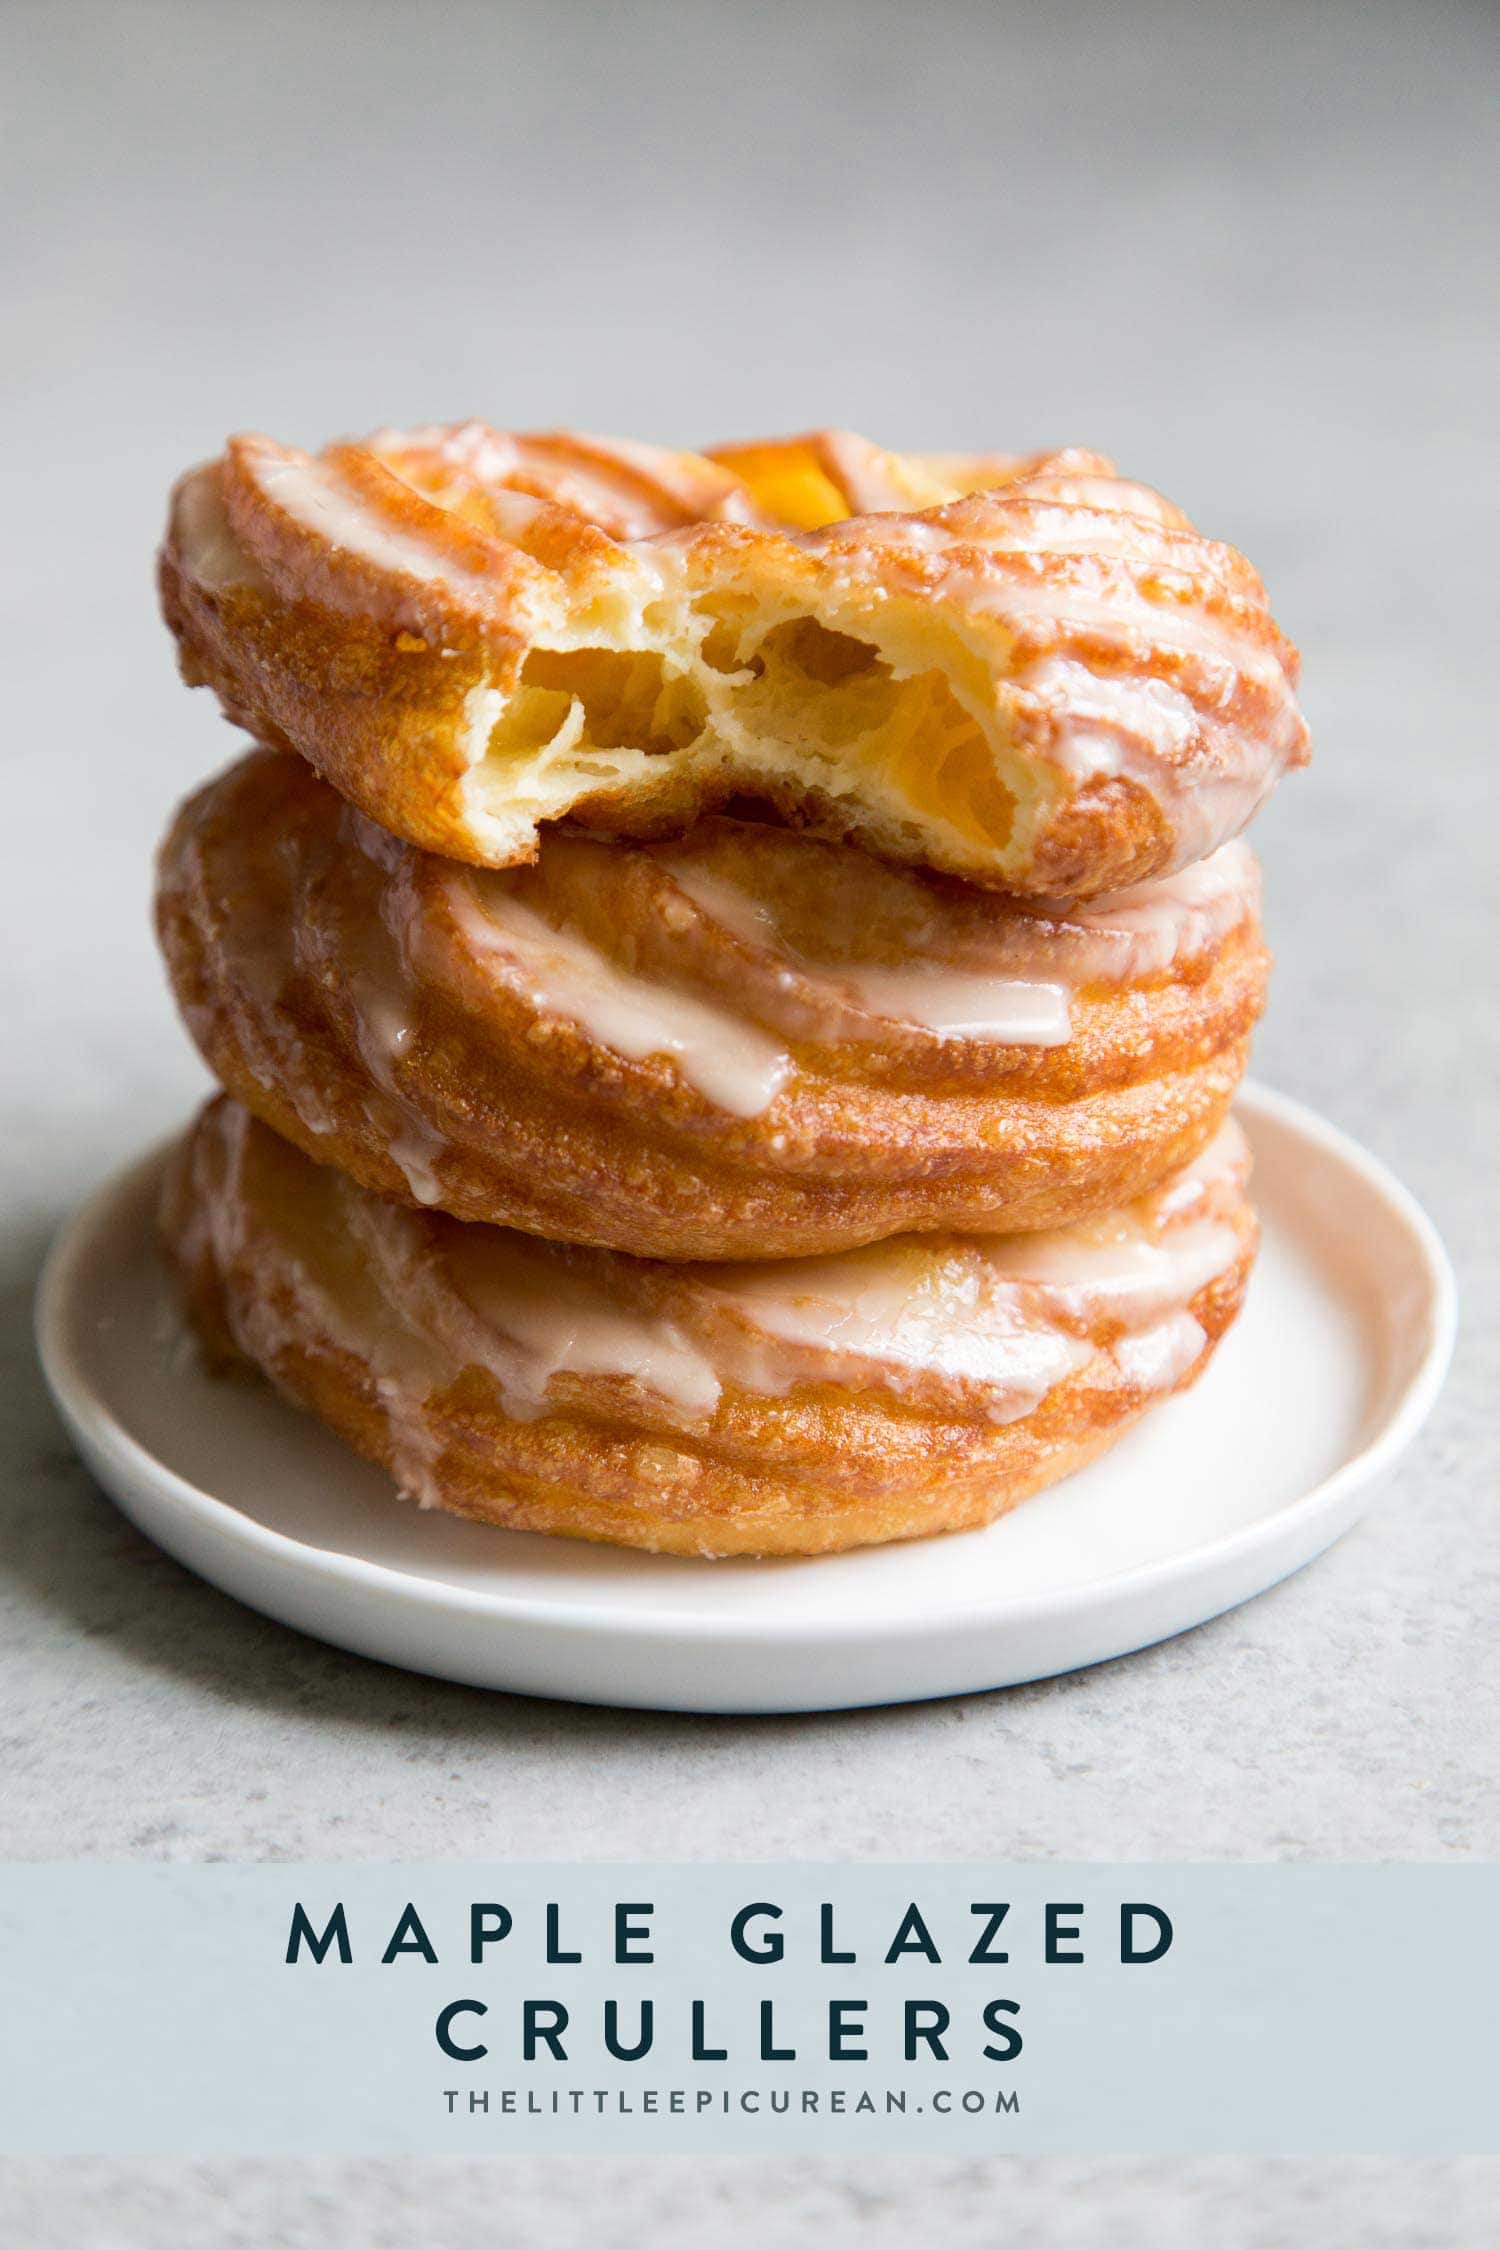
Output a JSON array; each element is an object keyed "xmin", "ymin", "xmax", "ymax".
[
  {"xmin": 157, "ymin": 746, "xmax": 1268, "ymax": 1261},
  {"xmin": 161, "ymin": 423, "xmax": 1308, "ymax": 901}
]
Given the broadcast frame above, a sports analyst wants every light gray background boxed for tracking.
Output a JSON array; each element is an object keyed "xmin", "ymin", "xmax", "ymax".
[{"xmin": 2, "ymin": 0, "xmax": 1495, "ymax": 2239}]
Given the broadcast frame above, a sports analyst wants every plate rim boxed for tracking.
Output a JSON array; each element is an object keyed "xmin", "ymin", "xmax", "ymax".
[{"xmin": 33, "ymin": 1081, "xmax": 1458, "ymax": 1651}]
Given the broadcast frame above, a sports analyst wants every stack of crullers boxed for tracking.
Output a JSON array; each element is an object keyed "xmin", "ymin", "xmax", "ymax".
[{"xmin": 153, "ymin": 424, "xmax": 1307, "ymax": 1556}]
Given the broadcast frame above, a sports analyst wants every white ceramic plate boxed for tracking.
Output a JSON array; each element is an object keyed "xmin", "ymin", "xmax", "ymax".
[{"xmin": 35, "ymin": 1085, "xmax": 1455, "ymax": 1713}]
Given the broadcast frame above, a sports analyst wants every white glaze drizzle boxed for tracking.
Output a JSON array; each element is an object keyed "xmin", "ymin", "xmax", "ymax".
[
  {"xmin": 170, "ymin": 464, "xmax": 267, "ymax": 592},
  {"xmin": 410, "ymin": 828, "xmax": 1258, "ymax": 1120},
  {"xmin": 364, "ymin": 1183, "xmax": 1235, "ymax": 1430},
  {"xmin": 439, "ymin": 1235, "xmax": 721, "ymax": 1421},
  {"xmin": 702, "ymin": 1242, "xmax": 1091, "ymax": 1418},
  {"xmin": 238, "ymin": 448, "xmax": 510, "ymax": 615},
  {"xmin": 1014, "ymin": 653, "xmax": 1289, "ymax": 869},
  {"xmin": 982, "ymin": 1213, "xmax": 1242, "ymax": 1312},
  {"xmin": 662, "ymin": 853, "xmax": 1075, "ymax": 1047},
  {"xmin": 662, "ymin": 838, "xmax": 1257, "ymax": 1054},
  {"xmin": 833, "ymin": 967, "xmax": 1072, "ymax": 1044},
  {"xmin": 196, "ymin": 1105, "xmax": 453, "ymax": 1505},
  {"xmin": 1058, "ymin": 841, "xmax": 1260, "ymax": 973},
  {"xmin": 1110, "ymin": 1309, "xmax": 1207, "ymax": 1392},
  {"xmin": 203, "ymin": 1100, "xmax": 1247, "ymax": 1443},
  {"xmin": 977, "ymin": 1118, "xmax": 1250, "ymax": 1317},
  {"xmin": 802, "ymin": 501, "xmax": 1303, "ymax": 864},
  {"xmin": 374, "ymin": 422, "xmax": 751, "ymax": 538},
  {"xmin": 816, "ymin": 510, "xmax": 1280, "ymax": 680},
  {"xmin": 450, "ymin": 1155, "xmax": 1236, "ymax": 1422},
  {"xmin": 445, "ymin": 873, "xmax": 795, "ymax": 1116},
  {"xmin": 813, "ymin": 430, "xmax": 927, "ymax": 516},
  {"xmin": 346, "ymin": 977, "xmax": 449, "ymax": 1205},
  {"xmin": 1151, "ymin": 1118, "xmax": 1249, "ymax": 1220},
  {"xmin": 702, "ymin": 1123, "xmax": 1243, "ymax": 1422}
]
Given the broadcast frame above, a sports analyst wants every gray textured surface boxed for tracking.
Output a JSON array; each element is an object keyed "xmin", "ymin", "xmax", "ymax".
[
  {"xmin": 3, "ymin": 2159, "xmax": 1498, "ymax": 2250},
  {"xmin": 2, "ymin": 0, "xmax": 1496, "ymax": 2236}
]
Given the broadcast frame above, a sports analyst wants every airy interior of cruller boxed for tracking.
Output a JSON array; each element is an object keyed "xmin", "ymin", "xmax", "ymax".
[{"xmin": 471, "ymin": 595, "xmax": 1023, "ymax": 855}]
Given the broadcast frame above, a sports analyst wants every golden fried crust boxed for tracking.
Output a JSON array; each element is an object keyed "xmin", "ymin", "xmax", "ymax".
[
  {"xmin": 161, "ymin": 1098, "xmax": 1258, "ymax": 1557},
  {"xmin": 156, "ymin": 749, "xmax": 1270, "ymax": 1261},
  {"xmin": 159, "ymin": 424, "xmax": 1308, "ymax": 900}
]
